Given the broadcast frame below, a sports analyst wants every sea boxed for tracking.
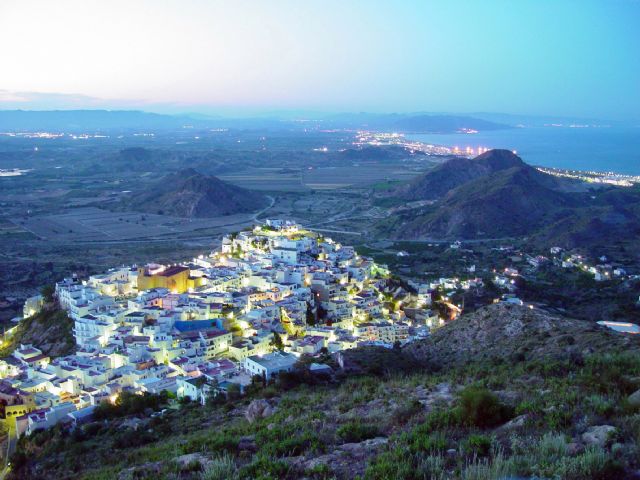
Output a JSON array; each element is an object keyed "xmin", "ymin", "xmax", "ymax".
[{"xmin": 407, "ymin": 126, "xmax": 640, "ymax": 176}]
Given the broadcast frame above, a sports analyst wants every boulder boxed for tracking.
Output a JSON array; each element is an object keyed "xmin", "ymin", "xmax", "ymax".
[
  {"xmin": 566, "ymin": 442, "xmax": 584, "ymax": 456},
  {"xmin": 287, "ymin": 437, "xmax": 388, "ymax": 479},
  {"xmin": 497, "ymin": 414, "xmax": 529, "ymax": 431},
  {"xmin": 581, "ymin": 425, "xmax": 616, "ymax": 447},
  {"xmin": 339, "ymin": 437, "xmax": 388, "ymax": 454},
  {"xmin": 245, "ymin": 399, "xmax": 277, "ymax": 423},
  {"xmin": 628, "ymin": 389, "xmax": 640, "ymax": 408},
  {"xmin": 174, "ymin": 452, "xmax": 210, "ymax": 469}
]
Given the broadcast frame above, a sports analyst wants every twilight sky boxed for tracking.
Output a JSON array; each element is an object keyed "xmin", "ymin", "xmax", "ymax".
[{"xmin": 0, "ymin": 0, "xmax": 638, "ymax": 119}]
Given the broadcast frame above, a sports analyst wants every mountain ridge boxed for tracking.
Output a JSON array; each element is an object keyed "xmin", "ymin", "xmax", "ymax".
[
  {"xmin": 122, "ymin": 168, "xmax": 268, "ymax": 217},
  {"xmin": 382, "ymin": 149, "xmax": 640, "ymax": 248}
]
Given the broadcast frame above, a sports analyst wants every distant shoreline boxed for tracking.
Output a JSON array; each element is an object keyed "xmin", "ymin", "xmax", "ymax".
[{"xmin": 405, "ymin": 125, "xmax": 640, "ymax": 176}]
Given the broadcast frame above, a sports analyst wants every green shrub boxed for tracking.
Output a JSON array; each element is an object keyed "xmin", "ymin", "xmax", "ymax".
[
  {"xmin": 457, "ymin": 386, "xmax": 512, "ymax": 428},
  {"xmin": 255, "ymin": 422, "xmax": 322, "ymax": 457},
  {"xmin": 182, "ymin": 431, "xmax": 239, "ymax": 454},
  {"xmin": 584, "ymin": 394, "xmax": 615, "ymax": 417},
  {"xmin": 403, "ymin": 426, "xmax": 447, "ymax": 454},
  {"xmin": 336, "ymin": 421, "xmax": 381, "ymax": 443},
  {"xmin": 304, "ymin": 463, "xmax": 333, "ymax": 479},
  {"xmin": 391, "ymin": 399, "xmax": 423, "ymax": 425},
  {"xmin": 416, "ymin": 454, "xmax": 447, "ymax": 480},
  {"xmin": 461, "ymin": 449, "xmax": 515, "ymax": 480},
  {"xmin": 364, "ymin": 447, "xmax": 417, "ymax": 480},
  {"xmin": 200, "ymin": 452, "xmax": 238, "ymax": 480},
  {"xmin": 238, "ymin": 455, "xmax": 289, "ymax": 479},
  {"xmin": 462, "ymin": 434, "xmax": 492, "ymax": 457}
]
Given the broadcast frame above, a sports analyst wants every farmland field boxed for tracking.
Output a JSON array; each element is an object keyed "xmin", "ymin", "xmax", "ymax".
[{"xmin": 10, "ymin": 208, "xmax": 262, "ymax": 242}]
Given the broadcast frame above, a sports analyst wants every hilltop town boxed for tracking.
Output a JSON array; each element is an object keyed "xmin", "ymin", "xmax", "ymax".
[{"xmin": 0, "ymin": 220, "xmax": 442, "ymax": 437}]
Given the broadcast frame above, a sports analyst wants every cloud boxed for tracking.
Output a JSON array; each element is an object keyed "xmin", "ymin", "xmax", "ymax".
[{"xmin": 0, "ymin": 90, "xmax": 145, "ymax": 110}]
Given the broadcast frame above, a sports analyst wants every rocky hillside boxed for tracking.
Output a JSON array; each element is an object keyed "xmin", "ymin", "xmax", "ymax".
[
  {"xmin": 397, "ymin": 164, "xmax": 576, "ymax": 239},
  {"xmin": 395, "ymin": 149, "xmax": 528, "ymax": 201},
  {"xmin": 8, "ymin": 305, "xmax": 640, "ymax": 479},
  {"xmin": 381, "ymin": 150, "xmax": 640, "ymax": 248},
  {"xmin": 123, "ymin": 168, "xmax": 268, "ymax": 217},
  {"xmin": 0, "ymin": 306, "xmax": 75, "ymax": 358},
  {"xmin": 404, "ymin": 303, "xmax": 640, "ymax": 369}
]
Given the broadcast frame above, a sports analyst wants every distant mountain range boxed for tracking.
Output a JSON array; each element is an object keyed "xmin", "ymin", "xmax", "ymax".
[
  {"xmin": 122, "ymin": 168, "xmax": 268, "ymax": 217},
  {"xmin": 0, "ymin": 109, "xmax": 196, "ymax": 131},
  {"xmin": 0, "ymin": 109, "xmax": 511, "ymax": 133},
  {"xmin": 380, "ymin": 149, "xmax": 640, "ymax": 250},
  {"xmin": 322, "ymin": 112, "xmax": 510, "ymax": 133}
]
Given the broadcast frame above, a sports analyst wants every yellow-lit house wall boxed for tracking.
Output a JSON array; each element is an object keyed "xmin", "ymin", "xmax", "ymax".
[
  {"xmin": 1, "ymin": 397, "xmax": 36, "ymax": 429},
  {"xmin": 137, "ymin": 266, "xmax": 190, "ymax": 294},
  {"xmin": 187, "ymin": 276, "xmax": 207, "ymax": 291}
]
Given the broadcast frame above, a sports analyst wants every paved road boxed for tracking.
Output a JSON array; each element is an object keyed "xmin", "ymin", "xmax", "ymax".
[{"xmin": 310, "ymin": 228, "xmax": 363, "ymax": 236}]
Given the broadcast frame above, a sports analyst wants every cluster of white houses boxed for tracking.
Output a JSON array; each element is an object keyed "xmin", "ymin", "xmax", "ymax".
[{"xmin": 0, "ymin": 221, "xmax": 435, "ymax": 436}]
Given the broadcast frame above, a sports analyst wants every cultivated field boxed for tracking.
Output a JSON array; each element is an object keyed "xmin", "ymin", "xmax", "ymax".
[
  {"xmin": 219, "ymin": 163, "xmax": 424, "ymax": 191},
  {"xmin": 11, "ymin": 207, "xmax": 259, "ymax": 242}
]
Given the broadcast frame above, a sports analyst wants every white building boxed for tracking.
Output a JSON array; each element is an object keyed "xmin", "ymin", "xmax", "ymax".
[{"xmin": 242, "ymin": 351, "xmax": 297, "ymax": 380}]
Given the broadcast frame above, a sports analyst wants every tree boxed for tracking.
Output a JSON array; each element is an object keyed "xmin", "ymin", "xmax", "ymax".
[
  {"xmin": 41, "ymin": 285, "xmax": 55, "ymax": 303},
  {"xmin": 270, "ymin": 331, "xmax": 284, "ymax": 351},
  {"xmin": 306, "ymin": 302, "xmax": 316, "ymax": 326},
  {"xmin": 226, "ymin": 383, "xmax": 242, "ymax": 401}
]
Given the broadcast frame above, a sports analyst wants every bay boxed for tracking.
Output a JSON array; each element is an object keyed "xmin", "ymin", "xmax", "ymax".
[{"xmin": 407, "ymin": 126, "xmax": 640, "ymax": 175}]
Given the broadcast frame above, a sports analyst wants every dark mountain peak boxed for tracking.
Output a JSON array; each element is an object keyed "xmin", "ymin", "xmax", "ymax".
[
  {"xmin": 175, "ymin": 167, "xmax": 201, "ymax": 178},
  {"xmin": 397, "ymin": 149, "xmax": 529, "ymax": 202},
  {"xmin": 472, "ymin": 149, "xmax": 525, "ymax": 170},
  {"xmin": 124, "ymin": 168, "xmax": 268, "ymax": 217}
]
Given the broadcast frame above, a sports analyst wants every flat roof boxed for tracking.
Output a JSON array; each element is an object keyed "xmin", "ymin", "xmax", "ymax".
[{"xmin": 157, "ymin": 266, "xmax": 189, "ymax": 277}]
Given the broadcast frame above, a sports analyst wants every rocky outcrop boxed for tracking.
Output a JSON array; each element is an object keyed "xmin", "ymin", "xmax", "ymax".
[
  {"xmin": 289, "ymin": 437, "xmax": 388, "ymax": 479},
  {"xmin": 404, "ymin": 303, "xmax": 640, "ymax": 369},
  {"xmin": 628, "ymin": 389, "xmax": 640, "ymax": 408},
  {"xmin": 581, "ymin": 425, "xmax": 616, "ymax": 447},
  {"xmin": 245, "ymin": 399, "xmax": 277, "ymax": 423}
]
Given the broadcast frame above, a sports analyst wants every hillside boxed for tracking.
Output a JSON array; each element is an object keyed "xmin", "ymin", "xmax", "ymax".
[
  {"xmin": 404, "ymin": 303, "xmax": 640, "ymax": 369},
  {"xmin": 395, "ymin": 164, "xmax": 576, "ymax": 239},
  {"xmin": 123, "ymin": 168, "xmax": 268, "ymax": 217},
  {"xmin": 0, "ymin": 306, "xmax": 75, "ymax": 359},
  {"xmin": 382, "ymin": 149, "xmax": 640, "ymax": 247},
  {"xmin": 9, "ymin": 305, "xmax": 640, "ymax": 479},
  {"xmin": 395, "ymin": 149, "xmax": 528, "ymax": 201}
]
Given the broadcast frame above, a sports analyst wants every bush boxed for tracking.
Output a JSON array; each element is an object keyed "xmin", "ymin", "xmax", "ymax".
[
  {"xmin": 457, "ymin": 386, "xmax": 512, "ymax": 428},
  {"xmin": 405, "ymin": 428, "xmax": 447, "ymax": 454},
  {"xmin": 256, "ymin": 422, "xmax": 322, "ymax": 457},
  {"xmin": 238, "ymin": 455, "xmax": 289, "ymax": 479},
  {"xmin": 461, "ymin": 434, "xmax": 492, "ymax": 457},
  {"xmin": 391, "ymin": 399, "xmax": 423, "ymax": 425},
  {"xmin": 94, "ymin": 391, "xmax": 165, "ymax": 420},
  {"xmin": 364, "ymin": 446, "xmax": 418, "ymax": 480},
  {"xmin": 336, "ymin": 421, "xmax": 381, "ymax": 443},
  {"xmin": 200, "ymin": 452, "xmax": 238, "ymax": 480}
]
